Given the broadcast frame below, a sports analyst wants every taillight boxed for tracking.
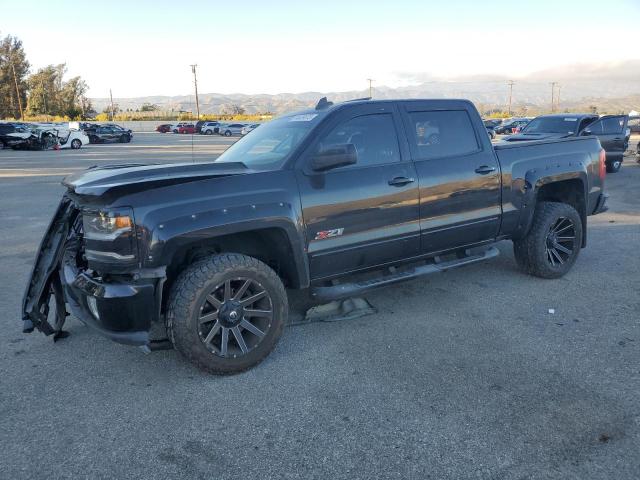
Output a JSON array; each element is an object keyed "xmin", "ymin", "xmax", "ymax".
[{"xmin": 598, "ymin": 149, "xmax": 606, "ymax": 180}]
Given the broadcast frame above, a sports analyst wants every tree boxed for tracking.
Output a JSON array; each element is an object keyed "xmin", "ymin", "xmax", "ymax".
[
  {"xmin": 222, "ymin": 104, "xmax": 246, "ymax": 115},
  {"xmin": 26, "ymin": 64, "xmax": 90, "ymax": 118},
  {"xmin": 0, "ymin": 34, "xmax": 30, "ymax": 119},
  {"xmin": 140, "ymin": 103, "xmax": 159, "ymax": 112}
]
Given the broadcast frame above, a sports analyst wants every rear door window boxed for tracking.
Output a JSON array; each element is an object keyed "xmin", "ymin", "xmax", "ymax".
[
  {"xmin": 588, "ymin": 117, "xmax": 625, "ymax": 135},
  {"xmin": 405, "ymin": 110, "xmax": 479, "ymax": 160}
]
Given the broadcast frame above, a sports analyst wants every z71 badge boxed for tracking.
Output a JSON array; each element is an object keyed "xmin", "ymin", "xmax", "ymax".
[{"xmin": 314, "ymin": 228, "xmax": 344, "ymax": 240}]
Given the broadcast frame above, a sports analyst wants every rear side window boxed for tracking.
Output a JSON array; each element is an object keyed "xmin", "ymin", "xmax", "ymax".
[
  {"xmin": 406, "ymin": 110, "xmax": 479, "ymax": 160},
  {"xmin": 589, "ymin": 117, "xmax": 625, "ymax": 135},
  {"xmin": 317, "ymin": 113, "xmax": 400, "ymax": 167}
]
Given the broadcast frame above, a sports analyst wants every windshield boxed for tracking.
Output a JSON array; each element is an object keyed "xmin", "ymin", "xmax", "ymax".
[
  {"xmin": 215, "ymin": 113, "xmax": 322, "ymax": 169},
  {"xmin": 523, "ymin": 117, "xmax": 579, "ymax": 134}
]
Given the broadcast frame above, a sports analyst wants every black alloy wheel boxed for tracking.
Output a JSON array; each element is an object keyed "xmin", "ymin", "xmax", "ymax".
[
  {"xmin": 197, "ymin": 277, "xmax": 273, "ymax": 358},
  {"xmin": 545, "ymin": 216, "xmax": 576, "ymax": 268}
]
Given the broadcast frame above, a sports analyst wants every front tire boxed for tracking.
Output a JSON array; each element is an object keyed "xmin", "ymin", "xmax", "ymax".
[
  {"xmin": 224, "ymin": 130, "xmax": 232, "ymax": 137},
  {"xmin": 71, "ymin": 139, "xmax": 82, "ymax": 149},
  {"xmin": 205, "ymin": 129, "xmax": 213, "ymax": 135},
  {"xmin": 167, "ymin": 254, "xmax": 287, "ymax": 374},
  {"xmin": 513, "ymin": 202, "xmax": 583, "ymax": 279}
]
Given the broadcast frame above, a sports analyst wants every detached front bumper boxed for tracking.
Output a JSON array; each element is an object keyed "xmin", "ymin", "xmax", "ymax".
[{"xmin": 61, "ymin": 262, "xmax": 164, "ymax": 346}]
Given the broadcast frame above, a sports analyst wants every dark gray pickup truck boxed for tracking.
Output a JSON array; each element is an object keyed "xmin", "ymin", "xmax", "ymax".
[{"xmin": 22, "ymin": 98, "xmax": 608, "ymax": 374}]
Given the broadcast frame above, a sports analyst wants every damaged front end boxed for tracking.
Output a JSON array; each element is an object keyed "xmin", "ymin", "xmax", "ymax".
[
  {"xmin": 22, "ymin": 194, "xmax": 165, "ymax": 347},
  {"xmin": 22, "ymin": 197, "xmax": 78, "ymax": 338}
]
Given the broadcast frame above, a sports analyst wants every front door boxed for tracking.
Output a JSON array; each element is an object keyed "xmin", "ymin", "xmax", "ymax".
[
  {"xmin": 399, "ymin": 103, "xmax": 502, "ymax": 254},
  {"xmin": 296, "ymin": 104, "xmax": 420, "ymax": 280}
]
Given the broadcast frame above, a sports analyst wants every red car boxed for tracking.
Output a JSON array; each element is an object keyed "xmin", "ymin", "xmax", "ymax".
[
  {"xmin": 156, "ymin": 124, "xmax": 172, "ymax": 133},
  {"xmin": 177, "ymin": 124, "xmax": 196, "ymax": 134}
]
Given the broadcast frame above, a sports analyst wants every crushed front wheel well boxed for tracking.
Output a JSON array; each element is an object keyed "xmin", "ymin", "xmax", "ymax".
[{"xmin": 162, "ymin": 228, "xmax": 300, "ymax": 310}]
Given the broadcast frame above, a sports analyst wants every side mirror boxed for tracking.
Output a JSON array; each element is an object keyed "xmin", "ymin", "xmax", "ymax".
[
  {"xmin": 311, "ymin": 143, "xmax": 357, "ymax": 171},
  {"xmin": 581, "ymin": 129, "xmax": 592, "ymax": 136}
]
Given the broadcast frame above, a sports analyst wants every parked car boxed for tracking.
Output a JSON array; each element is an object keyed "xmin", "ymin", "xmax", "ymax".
[
  {"xmin": 494, "ymin": 118, "xmax": 530, "ymax": 134},
  {"xmin": 0, "ymin": 123, "xmax": 29, "ymax": 148},
  {"xmin": 483, "ymin": 119, "xmax": 502, "ymax": 129},
  {"xmin": 195, "ymin": 120, "xmax": 207, "ymax": 133},
  {"xmin": 200, "ymin": 122, "xmax": 221, "ymax": 135},
  {"xmin": 219, "ymin": 123, "xmax": 246, "ymax": 136},
  {"xmin": 177, "ymin": 124, "xmax": 196, "ymax": 134},
  {"xmin": 88, "ymin": 126, "xmax": 132, "ymax": 144},
  {"xmin": 2, "ymin": 125, "xmax": 89, "ymax": 150},
  {"xmin": 241, "ymin": 124, "xmax": 260, "ymax": 135},
  {"xmin": 171, "ymin": 122, "xmax": 191, "ymax": 133},
  {"xmin": 23, "ymin": 98, "xmax": 608, "ymax": 374},
  {"xmin": 102, "ymin": 124, "xmax": 133, "ymax": 137},
  {"xmin": 628, "ymin": 116, "xmax": 640, "ymax": 133},
  {"xmin": 156, "ymin": 124, "xmax": 173, "ymax": 133},
  {"xmin": 505, "ymin": 113, "xmax": 629, "ymax": 172}
]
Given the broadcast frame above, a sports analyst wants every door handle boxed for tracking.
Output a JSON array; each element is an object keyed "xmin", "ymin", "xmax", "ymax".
[
  {"xmin": 475, "ymin": 165, "xmax": 496, "ymax": 174},
  {"xmin": 388, "ymin": 176, "xmax": 415, "ymax": 186}
]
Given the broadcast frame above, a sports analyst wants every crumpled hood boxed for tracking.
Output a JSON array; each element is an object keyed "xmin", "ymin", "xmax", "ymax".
[
  {"xmin": 504, "ymin": 132, "xmax": 574, "ymax": 142},
  {"xmin": 63, "ymin": 161, "xmax": 251, "ymax": 196}
]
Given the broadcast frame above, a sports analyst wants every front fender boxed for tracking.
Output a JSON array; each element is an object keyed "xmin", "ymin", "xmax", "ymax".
[{"xmin": 138, "ymin": 198, "xmax": 309, "ymax": 288}]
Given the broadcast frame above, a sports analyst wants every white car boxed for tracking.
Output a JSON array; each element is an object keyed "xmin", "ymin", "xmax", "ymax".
[
  {"xmin": 5, "ymin": 125, "xmax": 89, "ymax": 150},
  {"xmin": 200, "ymin": 121, "xmax": 221, "ymax": 135},
  {"xmin": 240, "ymin": 124, "xmax": 260, "ymax": 135}
]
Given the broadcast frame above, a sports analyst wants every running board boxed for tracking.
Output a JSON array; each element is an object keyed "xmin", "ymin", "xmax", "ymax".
[{"xmin": 310, "ymin": 247, "xmax": 500, "ymax": 302}]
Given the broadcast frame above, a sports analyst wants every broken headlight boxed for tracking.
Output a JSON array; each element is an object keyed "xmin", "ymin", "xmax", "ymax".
[{"xmin": 82, "ymin": 208, "xmax": 137, "ymax": 264}]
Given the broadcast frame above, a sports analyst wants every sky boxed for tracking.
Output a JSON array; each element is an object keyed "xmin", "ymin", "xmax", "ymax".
[{"xmin": 3, "ymin": 0, "xmax": 639, "ymax": 98}]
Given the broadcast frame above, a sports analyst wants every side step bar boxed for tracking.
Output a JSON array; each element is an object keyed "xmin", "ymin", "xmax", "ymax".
[{"xmin": 310, "ymin": 246, "xmax": 500, "ymax": 302}]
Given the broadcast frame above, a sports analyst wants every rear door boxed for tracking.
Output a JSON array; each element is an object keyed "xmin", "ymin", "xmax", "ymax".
[
  {"xmin": 296, "ymin": 103, "xmax": 420, "ymax": 280},
  {"xmin": 582, "ymin": 115, "xmax": 629, "ymax": 163},
  {"xmin": 399, "ymin": 102, "xmax": 502, "ymax": 254}
]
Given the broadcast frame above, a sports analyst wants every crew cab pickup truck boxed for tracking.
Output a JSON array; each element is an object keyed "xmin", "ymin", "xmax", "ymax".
[
  {"xmin": 505, "ymin": 113, "xmax": 629, "ymax": 173},
  {"xmin": 22, "ymin": 98, "xmax": 608, "ymax": 374}
]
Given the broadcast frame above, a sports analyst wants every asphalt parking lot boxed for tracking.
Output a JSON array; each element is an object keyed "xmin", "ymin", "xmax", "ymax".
[{"xmin": 1, "ymin": 133, "xmax": 639, "ymax": 479}]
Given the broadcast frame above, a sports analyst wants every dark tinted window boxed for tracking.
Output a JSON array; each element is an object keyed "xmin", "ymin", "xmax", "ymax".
[
  {"xmin": 318, "ymin": 113, "xmax": 400, "ymax": 167},
  {"xmin": 407, "ymin": 110, "xmax": 479, "ymax": 160},
  {"xmin": 523, "ymin": 116, "xmax": 580, "ymax": 134},
  {"xmin": 588, "ymin": 117, "xmax": 625, "ymax": 135}
]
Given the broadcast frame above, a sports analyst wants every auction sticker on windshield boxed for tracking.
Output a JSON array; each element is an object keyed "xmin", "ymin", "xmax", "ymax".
[{"xmin": 289, "ymin": 114, "xmax": 318, "ymax": 122}]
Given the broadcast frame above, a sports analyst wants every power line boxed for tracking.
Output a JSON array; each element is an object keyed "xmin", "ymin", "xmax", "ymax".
[
  {"xmin": 190, "ymin": 64, "xmax": 200, "ymax": 120},
  {"xmin": 556, "ymin": 84, "xmax": 562, "ymax": 111},
  {"xmin": 507, "ymin": 80, "xmax": 515, "ymax": 116},
  {"xmin": 109, "ymin": 88, "xmax": 115, "ymax": 121},
  {"xmin": 9, "ymin": 49, "xmax": 24, "ymax": 120},
  {"xmin": 366, "ymin": 78, "xmax": 374, "ymax": 98}
]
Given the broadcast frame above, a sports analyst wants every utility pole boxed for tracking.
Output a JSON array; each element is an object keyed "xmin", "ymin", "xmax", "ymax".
[
  {"xmin": 507, "ymin": 80, "xmax": 515, "ymax": 116},
  {"xmin": 109, "ymin": 89, "xmax": 115, "ymax": 121},
  {"xmin": 550, "ymin": 82, "xmax": 557, "ymax": 113},
  {"xmin": 366, "ymin": 78, "xmax": 374, "ymax": 98},
  {"xmin": 556, "ymin": 84, "xmax": 561, "ymax": 112},
  {"xmin": 191, "ymin": 64, "xmax": 200, "ymax": 120},
  {"xmin": 9, "ymin": 52, "xmax": 24, "ymax": 121}
]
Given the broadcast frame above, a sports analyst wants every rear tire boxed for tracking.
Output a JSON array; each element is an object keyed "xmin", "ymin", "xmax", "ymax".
[
  {"xmin": 513, "ymin": 201, "xmax": 582, "ymax": 279},
  {"xmin": 224, "ymin": 130, "xmax": 232, "ymax": 137},
  {"xmin": 205, "ymin": 129, "xmax": 212, "ymax": 135},
  {"xmin": 71, "ymin": 139, "xmax": 82, "ymax": 149},
  {"xmin": 167, "ymin": 254, "xmax": 287, "ymax": 375}
]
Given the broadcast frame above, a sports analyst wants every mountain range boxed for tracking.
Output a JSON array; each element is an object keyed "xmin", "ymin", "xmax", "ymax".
[{"xmin": 91, "ymin": 60, "xmax": 640, "ymax": 115}]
